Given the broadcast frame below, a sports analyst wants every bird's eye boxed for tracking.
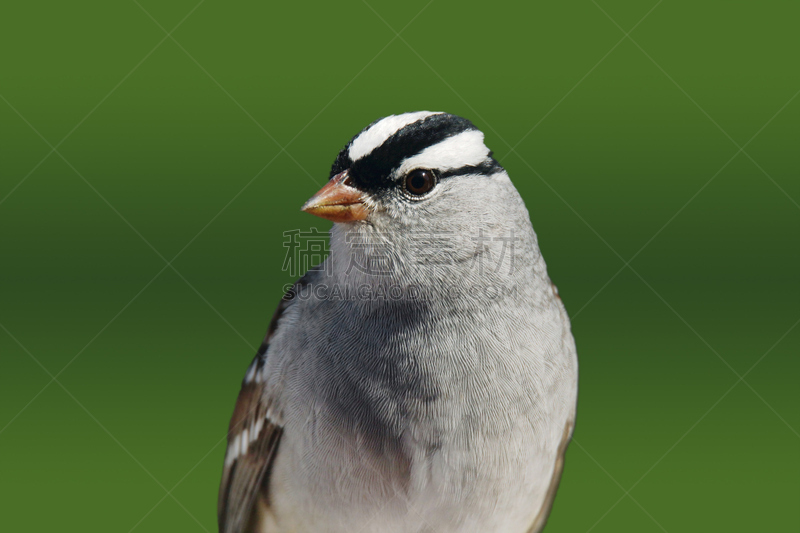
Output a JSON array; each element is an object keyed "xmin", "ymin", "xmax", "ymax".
[{"xmin": 405, "ymin": 169, "xmax": 437, "ymax": 196}]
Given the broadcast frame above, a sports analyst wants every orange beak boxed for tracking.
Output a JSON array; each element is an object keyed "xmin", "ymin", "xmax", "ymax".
[{"xmin": 301, "ymin": 170, "xmax": 369, "ymax": 223}]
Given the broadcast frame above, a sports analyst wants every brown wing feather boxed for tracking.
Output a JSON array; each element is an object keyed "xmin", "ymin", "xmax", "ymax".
[
  {"xmin": 527, "ymin": 420, "xmax": 574, "ymax": 533},
  {"xmin": 218, "ymin": 381, "xmax": 282, "ymax": 532},
  {"xmin": 218, "ymin": 277, "xmax": 308, "ymax": 533}
]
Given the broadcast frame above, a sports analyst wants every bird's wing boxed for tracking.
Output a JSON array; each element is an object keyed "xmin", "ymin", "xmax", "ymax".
[
  {"xmin": 526, "ymin": 419, "xmax": 574, "ymax": 533},
  {"xmin": 218, "ymin": 277, "xmax": 307, "ymax": 533}
]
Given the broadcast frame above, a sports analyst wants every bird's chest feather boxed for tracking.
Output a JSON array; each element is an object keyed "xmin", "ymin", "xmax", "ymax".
[
  {"xmin": 271, "ymin": 381, "xmax": 554, "ymax": 533},
  {"xmin": 266, "ymin": 295, "xmax": 570, "ymax": 532}
]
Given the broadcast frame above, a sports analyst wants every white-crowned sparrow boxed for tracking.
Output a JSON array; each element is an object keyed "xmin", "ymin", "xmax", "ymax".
[{"xmin": 218, "ymin": 112, "xmax": 578, "ymax": 533}]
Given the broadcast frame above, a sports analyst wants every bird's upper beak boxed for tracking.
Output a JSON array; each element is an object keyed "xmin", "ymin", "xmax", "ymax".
[{"xmin": 301, "ymin": 170, "xmax": 369, "ymax": 223}]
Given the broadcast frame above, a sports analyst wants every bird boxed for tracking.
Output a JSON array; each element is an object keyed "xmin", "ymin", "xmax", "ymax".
[{"xmin": 218, "ymin": 111, "xmax": 579, "ymax": 533}]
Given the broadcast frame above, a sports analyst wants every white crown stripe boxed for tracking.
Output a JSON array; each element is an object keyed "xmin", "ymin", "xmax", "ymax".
[{"xmin": 348, "ymin": 111, "xmax": 441, "ymax": 162}]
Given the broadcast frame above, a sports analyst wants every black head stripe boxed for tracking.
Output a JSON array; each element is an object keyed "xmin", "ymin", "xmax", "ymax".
[
  {"xmin": 439, "ymin": 157, "xmax": 504, "ymax": 179},
  {"xmin": 329, "ymin": 115, "xmax": 387, "ymax": 179},
  {"xmin": 329, "ymin": 147, "xmax": 352, "ymax": 179},
  {"xmin": 337, "ymin": 114, "xmax": 477, "ymax": 193}
]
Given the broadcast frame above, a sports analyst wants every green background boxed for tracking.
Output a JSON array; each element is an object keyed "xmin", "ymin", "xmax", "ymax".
[{"xmin": 1, "ymin": 0, "xmax": 798, "ymax": 531}]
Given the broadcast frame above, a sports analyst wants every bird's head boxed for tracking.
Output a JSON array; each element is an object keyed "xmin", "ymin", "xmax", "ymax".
[
  {"xmin": 301, "ymin": 112, "xmax": 536, "ymax": 284},
  {"xmin": 305, "ymin": 111, "xmax": 523, "ymax": 226}
]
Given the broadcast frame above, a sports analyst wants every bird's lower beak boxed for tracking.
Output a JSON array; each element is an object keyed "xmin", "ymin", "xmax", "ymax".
[{"xmin": 301, "ymin": 170, "xmax": 369, "ymax": 223}]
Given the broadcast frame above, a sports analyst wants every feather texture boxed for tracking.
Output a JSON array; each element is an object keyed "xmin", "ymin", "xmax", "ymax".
[
  {"xmin": 218, "ymin": 113, "xmax": 578, "ymax": 532},
  {"xmin": 218, "ymin": 277, "xmax": 309, "ymax": 533}
]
